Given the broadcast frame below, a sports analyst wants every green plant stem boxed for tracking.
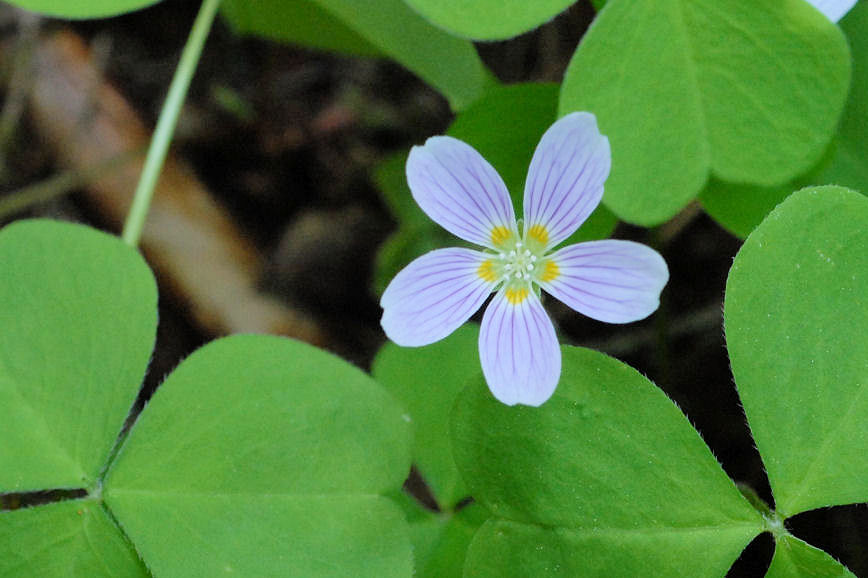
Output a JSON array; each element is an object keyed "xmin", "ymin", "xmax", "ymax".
[
  {"xmin": 0, "ymin": 12, "xmax": 40, "ymax": 183},
  {"xmin": 121, "ymin": 0, "xmax": 222, "ymax": 247},
  {"xmin": 0, "ymin": 149, "xmax": 140, "ymax": 219}
]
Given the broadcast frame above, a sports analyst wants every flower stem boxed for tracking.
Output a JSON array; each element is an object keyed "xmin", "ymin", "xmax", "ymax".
[
  {"xmin": 121, "ymin": 0, "xmax": 222, "ymax": 247},
  {"xmin": 0, "ymin": 149, "xmax": 140, "ymax": 220}
]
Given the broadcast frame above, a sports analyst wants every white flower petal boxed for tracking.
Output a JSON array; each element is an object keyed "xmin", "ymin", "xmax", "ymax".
[
  {"xmin": 806, "ymin": 0, "xmax": 856, "ymax": 22},
  {"xmin": 407, "ymin": 136, "xmax": 518, "ymax": 249},
  {"xmin": 540, "ymin": 240, "xmax": 669, "ymax": 324},
  {"xmin": 479, "ymin": 289, "xmax": 561, "ymax": 407},
  {"xmin": 381, "ymin": 248, "xmax": 496, "ymax": 346},
  {"xmin": 523, "ymin": 112, "xmax": 611, "ymax": 251}
]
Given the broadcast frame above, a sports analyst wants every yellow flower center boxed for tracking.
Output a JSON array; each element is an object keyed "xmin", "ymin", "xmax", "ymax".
[
  {"xmin": 476, "ymin": 222, "xmax": 560, "ymax": 305},
  {"xmin": 477, "ymin": 260, "xmax": 497, "ymax": 283},
  {"xmin": 527, "ymin": 223, "xmax": 548, "ymax": 247},
  {"xmin": 490, "ymin": 226, "xmax": 513, "ymax": 248},
  {"xmin": 505, "ymin": 287, "xmax": 529, "ymax": 305},
  {"xmin": 540, "ymin": 260, "xmax": 559, "ymax": 283}
]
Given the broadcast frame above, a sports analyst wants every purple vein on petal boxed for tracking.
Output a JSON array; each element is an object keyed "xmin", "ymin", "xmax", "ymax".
[
  {"xmin": 381, "ymin": 248, "xmax": 495, "ymax": 346},
  {"xmin": 524, "ymin": 114, "xmax": 609, "ymax": 248},
  {"xmin": 425, "ymin": 164, "xmax": 493, "ymax": 239},
  {"xmin": 462, "ymin": 150, "xmax": 514, "ymax": 225},
  {"xmin": 544, "ymin": 147, "xmax": 607, "ymax": 237},
  {"xmin": 533, "ymin": 128, "xmax": 593, "ymax": 224},
  {"xmin": 410, "ymin": 137, "xmax": 514, "ymax": 247}
]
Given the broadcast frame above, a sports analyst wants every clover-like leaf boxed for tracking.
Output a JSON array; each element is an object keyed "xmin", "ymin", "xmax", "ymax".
[
  {"xmin": 393, "ymin": 491, "xmax": 487, "ymax": 577},
  {"xmin": 699, "ymin": 177, "xmax": 799, "ymax": 239},
  {"xmin": 700, "ymin": 2, "xmax": 868, "ymax": 238},
  {"xmin": 373, "ymin": 324, "xmax": 480, "ymax": 508},
  {"xmin": 2, "ymin": 0, "xmax": 160, "ymax": 18},
  {"xmin": 399, "ymin": 0, "xmax": 575, "ymax": 40},
  {"xmin": 815, "ymin": 0, "xmax": 868, "ymax": 190},
  {"xmin": 221, "ymin": 0, "xmax": 490, "ymax": 110},
  {"xmin": 414, "ymin": 503, "xmax": 488, "ymax": 578},
  {"xmin": 0, "ymin": 220, "xmax": 157, "ymax": 493},
  {"xmin": 0, "ymin": 500, "xmax": 148, "ymax": 577},
  {"xmin": 221, "ymin": 0, "xmax": 380, "ymax": 56},
  {"xmin": 103, "ymin": 335, "xmax": 413, "ymax": 577},
  {"xmin": 452, "ymin": 346, "xmax": 763, "ymax": 576},
  {"xmin": 765, "ymin": 534, "xmax": 854, "ymax": 577},
  {"xmin": 725, "ymin": 186, "xmax": 868, "ymax": 517},
  {"xmin": 560, "ymin": 0, "xmax": 850, "ymax": 225}
]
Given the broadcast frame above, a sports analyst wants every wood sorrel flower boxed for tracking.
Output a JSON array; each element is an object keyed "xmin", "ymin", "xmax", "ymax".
[
  {"xmin": 807, "ymin": 0, "xmax": 856, "ymax": 22},
  {"xmin": 380, "ymin": 113, "xmax": 668, "ymax": 406}
]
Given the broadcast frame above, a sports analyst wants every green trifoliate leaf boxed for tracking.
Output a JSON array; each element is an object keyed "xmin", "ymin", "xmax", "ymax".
[
  {"xmin": 452, "ymin": 346, "xmax": 763, "ymax": 576},
  {"xmin": 809, "ymin": 4, "xmax": 868, "ymax": 192},
  {"xmin": 395, "ymin": 493, "xmax": 487, "ymax": 578},
  {"xmin": 560, "ymin": 0, "xmax": 850, "ymax": 226},
  {"xmin": 725, "ymin": 186, "xmax": 868, "ymax": 517},
  {"xmin": 221, "ymin": 0, "xmax": 380, "ymax": 56},
  {"xmin": 221, "ymin": 0, "xmax": 490, "ymax": 110},
  {"xmin": 373, "ymin": 324, "xmax": 480, "ymax": 508},
  {"xmin": 699, "ymin": 177, "xmax": 796, "ymax": 239},
  {"xmin": 399, "ymin": 0, "xmax": 576, "ymax": 40},
  {"xmin": 0, "ymin": 500, "xmax": 148, "ymax": 577},
  {"xmin": 701, "ymin": 3, "xmax": 868, "ymax": 238},
  {"xmin": 2, "ymin": 0, "xmax": 160, "ymax": 18},
  {"xmin": 0, "ymin": 219, "xmax": 157, "ymax": 492},
  {"xmin": 415, "ymin": 503, "xmax": 487, "ymax": 578},
  {"xmin": 104, "ymin": 335, "xmax": 413, "ymax": 578},
  {"xmin": 766, "ymin": 534, "xmax": 855, "ymax": 577}
]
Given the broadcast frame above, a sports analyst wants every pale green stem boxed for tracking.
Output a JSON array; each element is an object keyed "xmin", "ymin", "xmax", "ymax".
[
  {"xmin": 0, "ymin": 149, "xmax": 140, "ymax": 219},
  {"xmin": 0, "ymin": 12, "xmax": 40, "ymax": 183},
  {"xmin": 121, "ymin": 0, "xmax": 222, "ymax": 246}
]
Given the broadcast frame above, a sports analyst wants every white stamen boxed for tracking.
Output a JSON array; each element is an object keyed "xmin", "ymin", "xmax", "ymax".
[
  {"xmin": 527, "ymin": 264, "xmax": 534, "ymax": 271},
  {"xmin": 530, "ymin": 255, "xmax": 537, "ymax": 262}
]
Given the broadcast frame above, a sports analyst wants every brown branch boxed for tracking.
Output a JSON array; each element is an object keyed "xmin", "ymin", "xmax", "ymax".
[{"xmin": 25, "ymin": 30, "xmax": 327, "ymax": 346}]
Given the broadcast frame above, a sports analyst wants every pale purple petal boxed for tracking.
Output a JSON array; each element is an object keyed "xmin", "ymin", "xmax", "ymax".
[
  {"xmin": 407, "ymin": 136, "xmax": 517, "ymax": 249},
  {"xmin": 806, "ymin": 0, "xmax": 856, "ymax": 22},
  {"xmin": 479, "ymin": 290, "xmax": 561, "ymax": 407},
  {"xmin": 523, "ymin": 112, "xmax": 611, "ymax": 250},
  {"xmin": 539, "ymin": 240, "xmax": 668, "ymax": 324},
  {"xmin": 381, "ymin": 248, "xmax": 496, "ymax": 346}
]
